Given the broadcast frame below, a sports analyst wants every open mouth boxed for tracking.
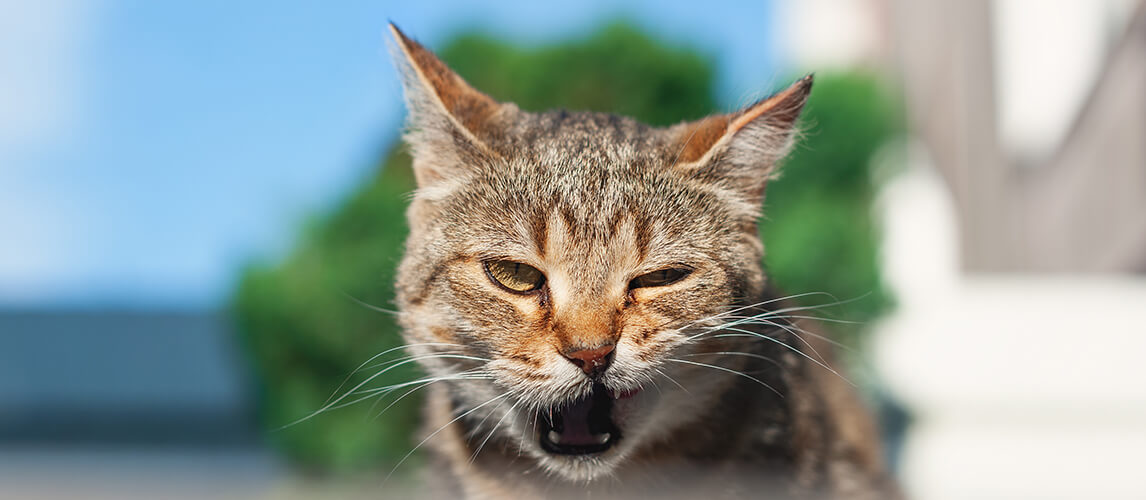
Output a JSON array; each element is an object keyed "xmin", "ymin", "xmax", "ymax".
[{"xmin": 539, "ymin": 383, "xmax": 621, "ymax": 455}]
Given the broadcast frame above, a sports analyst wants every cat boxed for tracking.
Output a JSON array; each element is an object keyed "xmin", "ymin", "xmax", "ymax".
[{"xmin": 387, "ymin": 23, "xmax": 900, "ymax": 499}]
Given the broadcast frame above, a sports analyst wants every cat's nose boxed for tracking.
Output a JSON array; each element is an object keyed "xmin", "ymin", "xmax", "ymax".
[{"xmin": 563, "ymin": 343, "xmax": 615, "ymax": 378}]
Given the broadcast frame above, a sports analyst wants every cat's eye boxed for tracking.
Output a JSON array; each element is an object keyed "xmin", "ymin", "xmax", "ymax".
[
  {"xmin": 484, "ymin": 260, "xmax": 546, "ymax": 293},
  {"xmin": 629, "ymin": 268, "xmax": 691, "ymax": 290}
]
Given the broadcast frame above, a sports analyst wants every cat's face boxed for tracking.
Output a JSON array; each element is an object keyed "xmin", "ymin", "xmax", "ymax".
[{"xmin": 389, "ymin": 25, "xmax": 809, "ymax": 481}]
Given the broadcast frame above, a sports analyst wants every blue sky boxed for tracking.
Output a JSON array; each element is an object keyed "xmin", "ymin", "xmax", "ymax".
[{"xmin": 0, "ymin": 0, "xmax": 784, "ymax": 309}]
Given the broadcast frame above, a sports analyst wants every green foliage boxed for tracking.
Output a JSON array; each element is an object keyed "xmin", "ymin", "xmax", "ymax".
[
  {"xmin": 442, "ymin": 23, "xmax": 717, "ymax": 125},
  {"xmin": 233, "ymin": 148, "xmax": 420, "ymax": 472},
  {"xmin": 762, "ymin": 72, "xmax": 902, "ymax": 344},
  {"xmin": 231, "ymin": 23, "xmax": 900, "ymax": 473}
]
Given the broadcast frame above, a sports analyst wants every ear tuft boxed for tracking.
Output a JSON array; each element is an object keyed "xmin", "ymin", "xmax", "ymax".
[{"xmin": 730, "ymin": 74, "xmax": 812, "ymax": 136}]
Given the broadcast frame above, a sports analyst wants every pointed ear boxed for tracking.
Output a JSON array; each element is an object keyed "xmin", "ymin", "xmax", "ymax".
[
  {"xmin": 388, "ymin": 23, "xmax": 507, "ymax": 187},
  {"xmin": 668, "ymin": 75, "xmax": 813, "ymax": 203}
]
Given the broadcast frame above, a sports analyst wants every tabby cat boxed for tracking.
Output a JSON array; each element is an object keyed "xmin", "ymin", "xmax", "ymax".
[{"xmin": 388, "ymin": 23, "xmax": 899, "ymax": 499}]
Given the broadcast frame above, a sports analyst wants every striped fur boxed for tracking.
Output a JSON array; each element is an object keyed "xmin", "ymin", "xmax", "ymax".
[{"xmin": 389, "ymin": 24, "xmax": 899, "ymax": 499}]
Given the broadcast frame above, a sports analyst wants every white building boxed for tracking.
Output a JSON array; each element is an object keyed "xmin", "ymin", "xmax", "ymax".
[{"xmin": 779, "ymin": 1, "xmax": 1146, "ymax": 498}]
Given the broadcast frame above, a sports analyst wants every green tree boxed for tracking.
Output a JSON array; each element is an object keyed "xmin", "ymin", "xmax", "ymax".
[
  {"xmin": 762, "ymin": 72, "xmax": 901, "ymax": 345},
  {"xmin": 232, "ymin": 23, "xmax": 899, "ymax": 473}
]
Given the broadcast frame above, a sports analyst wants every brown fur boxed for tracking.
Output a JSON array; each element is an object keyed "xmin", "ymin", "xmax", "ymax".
[{"xmin": 388, "ymin": 23, "xmax": 900, "ymax": 499}]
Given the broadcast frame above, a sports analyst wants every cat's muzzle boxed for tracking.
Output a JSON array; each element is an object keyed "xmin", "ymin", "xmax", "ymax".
[{"xmin": 538, "ymin": 383, "xmax": 622, "ymax": 455}]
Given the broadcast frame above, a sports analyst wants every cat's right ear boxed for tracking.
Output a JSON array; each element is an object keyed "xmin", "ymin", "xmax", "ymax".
[{"xmin": 388, "ymin": 23, "xmax": 507, "ymax": 187}]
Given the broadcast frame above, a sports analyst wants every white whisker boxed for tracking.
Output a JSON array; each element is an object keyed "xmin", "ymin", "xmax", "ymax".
[
  {"xmin": 665, "ymin": 358, "xmax": 781, "ymax": 397},
  {"xmin": 384, "ymin": 393, "xmax": 511, "ymax": 484},
  {"xmin": 721, "ymin": 315, "xmax": 856, "ymax": 352},
  {"xmin": 707, "ymin": 328, "xmax": 854, "ymax": 386},
  {"xmin": 366, "ymin": 371, "xmax": 494, "ymax": 420},
  {"xmin": 681, "ymin": 350, "xmax": 784, "ymax": 370},
  {"xmin": 654, "ymin": 367, "xmax": 688, "ymax": 393},
  {"xmin": 318, "ymin": 342, "xmax": 470, "ymax": 408},
  {"xmin": 684, "ymin": 291, "xmax": 842, "ymax": 327},
  {"xmin": 277, "ymin": 353, "xmax": 490, "ymax": 430},
  {"xmin": 340, "ymin": 290, "xmax": 401, "ymax": 316},
  {"xmin": 712, "ymin": 316, "xmax": 832, "ymax": 367},
  {"xmin": 470, "ymin": 397, "xmax": 521, "ymax": 464}
]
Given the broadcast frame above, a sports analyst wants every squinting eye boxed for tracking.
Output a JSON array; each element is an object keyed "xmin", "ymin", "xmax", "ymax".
[
  {"xmin": 484, "ymin": 260, "xmax": 546, "ymax": 293},
  {"xmin": 629, "ymin": 268, "xmax": 691, "ymax": 290}
]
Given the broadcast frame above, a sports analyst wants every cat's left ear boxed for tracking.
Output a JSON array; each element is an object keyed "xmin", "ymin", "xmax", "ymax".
[
  {"xmin": 388, "ymin": 23, "xmax": 509, "ymax": 188},
  {"xmin": 667, "ymin": 75, "xmax": 813, "ymax": 204}
]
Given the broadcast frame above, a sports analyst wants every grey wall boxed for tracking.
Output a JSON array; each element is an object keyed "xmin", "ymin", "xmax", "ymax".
[{"xmin": 0, "ymin": 310, "xmax": 260, "ymax": 447}]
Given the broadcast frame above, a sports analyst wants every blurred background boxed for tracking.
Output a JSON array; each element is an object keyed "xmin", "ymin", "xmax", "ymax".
[{"xmin": 1, "ymin": 1, "xmax": 1143, "ymax": 499}]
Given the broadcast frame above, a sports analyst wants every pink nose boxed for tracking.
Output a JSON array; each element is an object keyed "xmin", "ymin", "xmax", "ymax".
[{"xmin": 563, "ymin": 344, "xmax": 615, "ymax": 377}]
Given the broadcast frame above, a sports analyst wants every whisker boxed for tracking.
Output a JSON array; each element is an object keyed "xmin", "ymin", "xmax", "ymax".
[
  {"xmin": 465, "ymin": 395, "xmax": 510, "ymax": 447},
  {"xmin": 694, "ymin": 291, "xmax": 842, "ymax": 324},
  {"xmin": 706, "ymin": 328, "xmax": 854, "ymax": 387},
  {"xmin": 519, "ymin": 401, "xmax": 538, "ymax": 458},
  {"xmin": 681, "ymin": 350, "xmax": 784, "ymax": 370},
  {"xmin": 736, "ymin": 292, "xmax": 872, "ymax": 320},
  {"xmin": 714, "ymin": 313, "xmax": 863, "ymax": 332},
  {"xmin": 277, "ymin": 353, "xmax": 490, "ymax": 430},
  {"xmin": 340, "ymin": 290, "xmax": 401, "ymax": 316},
  {"xmin": 699, "ymin": 302, "xmax": 849, "ymax": 335},
  {"xmin": 302, "ymin": 372, "xmax": 493, "ymax": 422},
  {"xmin": 470, "ymin": 397, "xmax": 521, "ymax": 465},
  {"xmin": 363, "ymin": 352, "xmax": 489, "ymax": 372},
  {"xmin": 318, "ymin": 342, "xmax": 470, "ymax": 408},
  {"xmin": 330, "ymin": 377, "xmax": 460, "ymax": 415},
  {"xmin": 722, "ymin": 316, "xmax": 857, "ymax": 353},
  {"xmin": 654, "ymin": 367, "xmax": 689, "ymax": 393},
  {"xmin": 762, "ymin": 314, "xmax": 863, "ymax": 326},
  {"xmin": 366, "ymin": 371, "xmax": 494, "ymax": 420},
  {"xmin": 648, "ymin": 292, "xmax": 837, "ymax": 335},
  {"xmin": 665, "ymin": 358, "xmax": 781, "ymax": 397},
  {"xmin": 705, "ymin": 291, "xmax": 870, "ymax": 336},
  {"xmin": 356, "ymin": 370, "xmax": 490, "ymax": 398},
  {"xmin": 384, "ymin": 393, "xmax": 511, "ymax": 485},
  {"xmin": 708, "ymin": 316, "xmax": 833, "ymax": 368},
  {"xmin": 686, "ymin": 298, "xmax": 867, "ymax": 367}
]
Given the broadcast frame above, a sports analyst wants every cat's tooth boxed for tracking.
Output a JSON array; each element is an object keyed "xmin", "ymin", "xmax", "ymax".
[
  {"xmin": 547, "ymin": 430, "xmax": 563, "ymax": 444},
  {"xmin": 594, "ymin": 433, "xmax": 611, "ymax": 445}
]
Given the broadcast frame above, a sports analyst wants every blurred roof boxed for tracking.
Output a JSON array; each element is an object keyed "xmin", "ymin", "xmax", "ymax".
[{"xmin": 0, "ymin": 310, "xmax": 258, "ymax": 447}]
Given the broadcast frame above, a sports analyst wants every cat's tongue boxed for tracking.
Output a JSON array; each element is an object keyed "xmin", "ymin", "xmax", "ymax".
[
  {"xmin": 551, "ymin": 396, "xmax": 607, "ymax": 446},
  {"xmin": 542, "ymin": 384, "xmax": 619, "ymax": 453}
]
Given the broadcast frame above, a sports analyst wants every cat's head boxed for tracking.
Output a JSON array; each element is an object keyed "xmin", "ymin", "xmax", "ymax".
[{"xmin": 389, "ymin": 24, "xmax": 810, "ymax": 481}]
